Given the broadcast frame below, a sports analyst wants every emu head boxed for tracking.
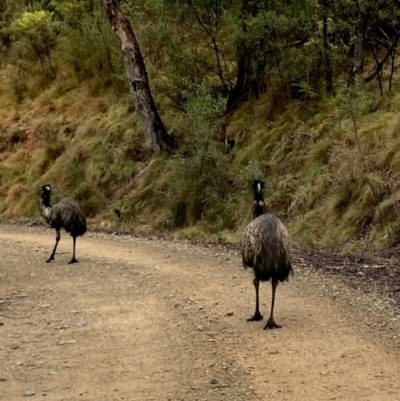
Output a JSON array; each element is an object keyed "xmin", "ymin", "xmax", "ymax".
[
  {"xmin": 252, "ymin": 180, "xmax": 264, "ymax": 195},
  {"xmin": 251, "ymin": 180, "xmax": 266, "ymax": 218},
  {"xmin": 40, "ymin": 184, "xmax": 52, "ymax": 204}
]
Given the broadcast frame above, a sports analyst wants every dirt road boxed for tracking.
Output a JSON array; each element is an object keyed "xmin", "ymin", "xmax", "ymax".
[{"xmin": 1, "ymin": 224, "xmax": 400, "ymax": 401}]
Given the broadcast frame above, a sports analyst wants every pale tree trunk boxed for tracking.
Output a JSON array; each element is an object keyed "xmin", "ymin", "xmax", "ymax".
[
  {"xmin": 101, "ymin": 0, "xmax": 177, "ymax": 154},
  {"xmin": 348, "ymin": 12, "xmax": 365, "ymax": 84}
]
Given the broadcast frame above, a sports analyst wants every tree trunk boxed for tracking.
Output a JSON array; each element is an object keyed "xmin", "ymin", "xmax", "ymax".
[
  {"xmin": 226, "ymin": 0, "xmax": 258, "ymax": 111},
  {"xmin": 322, "ymin": 5, "xmax": 334, "ymax": 94},
  {"xmin": 226, "ymin": 44, "xmax": 250, "ymax": 111},
  {"xmin": 348, "ymin": 12, "xmax": 365, "ymax": 84},
  {"xmin": 101, "ymin": 0, "xmax": 176, "ymax": 155}
]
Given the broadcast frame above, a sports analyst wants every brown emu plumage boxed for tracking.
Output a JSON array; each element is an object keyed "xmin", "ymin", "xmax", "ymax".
[
  {"xmin": 240, "ymin": 180, "xmax": 292, "ymax": 329},
  {"xmin": 40, "ymin": 185, "xmax": 86, "ymax": 264}
]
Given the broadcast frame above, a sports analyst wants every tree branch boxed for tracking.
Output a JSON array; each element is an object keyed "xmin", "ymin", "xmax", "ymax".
[{"xmin": 364, "ymin": 29, "xmax": 400, "ymax": 84}]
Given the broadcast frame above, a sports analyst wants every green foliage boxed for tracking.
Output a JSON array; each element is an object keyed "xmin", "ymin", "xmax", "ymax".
[
  {"xmin": 2, "ymin": 0, "xmax": 124, "ymax": 98},
  {"xmin": 117, "ymin": 82, "xmax": 235, "ymax": 231},
  {"xmin": 172, "ymin": 84, "xmax": 230, "ymax": 229},
  {"xmin": 8, "ymin": 9, "xmax": 59, "ymax": 80},
  {"xmin": 53, "ymin": 0, "xmax": 124, "ymax": 89}
]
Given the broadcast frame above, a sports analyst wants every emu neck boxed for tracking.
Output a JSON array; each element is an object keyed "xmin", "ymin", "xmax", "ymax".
[
  {"xmin": 40, "ymin": 197, "xmax": 52, "ymax": 221},
  {"xmin": 252, "ymin": 191, "xmax": 266, "ymax": 219}
]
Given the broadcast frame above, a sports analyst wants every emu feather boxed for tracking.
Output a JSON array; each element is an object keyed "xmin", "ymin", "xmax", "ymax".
[
  {"xmin": 241, "ymin": 214, "xmax": 291, "ymax": 281},
  {"xmin": 240, "ymin": 180, "xmax": 292, "ymax": 329}
]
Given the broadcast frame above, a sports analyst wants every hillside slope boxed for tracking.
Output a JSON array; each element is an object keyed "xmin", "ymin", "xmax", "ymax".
[{"xmin": 2, "ymin": 67, "xmax": 400, "ymax": 251}]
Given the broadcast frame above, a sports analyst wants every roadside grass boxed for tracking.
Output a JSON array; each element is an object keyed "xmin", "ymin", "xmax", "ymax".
[{"xmin": 2, "ymin": 68, "xmax": 400, "ymax": 251}]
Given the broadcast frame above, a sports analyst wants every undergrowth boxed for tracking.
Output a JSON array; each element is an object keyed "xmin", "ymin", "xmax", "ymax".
[{"xmin": 2, "ymin": 66, "xmax": 400, "ymax": 252}]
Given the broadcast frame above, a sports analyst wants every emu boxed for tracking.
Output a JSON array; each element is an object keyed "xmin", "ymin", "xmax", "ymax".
[
  {"xmin": 240, "ymin": 180, "xmax": 292, "ymax": 329},
  {"xmin": 39, "ymin": 185, "xmax": 87, "ymax": 264}
]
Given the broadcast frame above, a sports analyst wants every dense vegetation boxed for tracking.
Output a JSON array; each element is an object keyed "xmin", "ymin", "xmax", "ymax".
[{"xmin": 1, "ymin": 0, "xmax": 400, "ymax": 251}]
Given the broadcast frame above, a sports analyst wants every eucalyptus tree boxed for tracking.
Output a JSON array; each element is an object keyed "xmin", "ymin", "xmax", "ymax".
[
  {"xmin": 161, "ymin": 0, "xmax": 318, "ymax": 109},
  {"xmin": 101, "ymin": 0, "xmax": 177, "ymax": 154}
]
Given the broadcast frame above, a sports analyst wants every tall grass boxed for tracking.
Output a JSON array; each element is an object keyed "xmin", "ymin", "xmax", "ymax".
[{"xmin": 3, "ymin": 63, "xmax": 400, "ymax": 251}]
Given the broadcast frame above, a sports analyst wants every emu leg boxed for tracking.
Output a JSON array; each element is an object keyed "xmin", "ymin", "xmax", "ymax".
[
  {"xmin": 264, "ymin": 280, "xmax": 282, "ymax": 329},
  {"xmin": 47, "ymin": 229, "xmax": 60, "ymax": 263},
  {"xmin": 247, "ymin": 277, "xmax": 263, "ymax": 321},
  {"xmin": 69, "ymin": 236, "xmax": 78, "ymax": 264}
]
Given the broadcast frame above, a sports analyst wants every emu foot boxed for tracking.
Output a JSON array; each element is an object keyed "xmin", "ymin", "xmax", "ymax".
[
  {"xmin": 68, "ymin": 258, "xmax": 78, "ymax": 264},
  {"xmin": 263, "ymin": 317, "xmax": 282, "ymax": 330},
  {"xmin": 247, "ymin": 311, "xmax": 263, "ymax": 321},
  {"xmin": 46, "ymin": 256, "xmax": 55, "ymax": 263}
]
